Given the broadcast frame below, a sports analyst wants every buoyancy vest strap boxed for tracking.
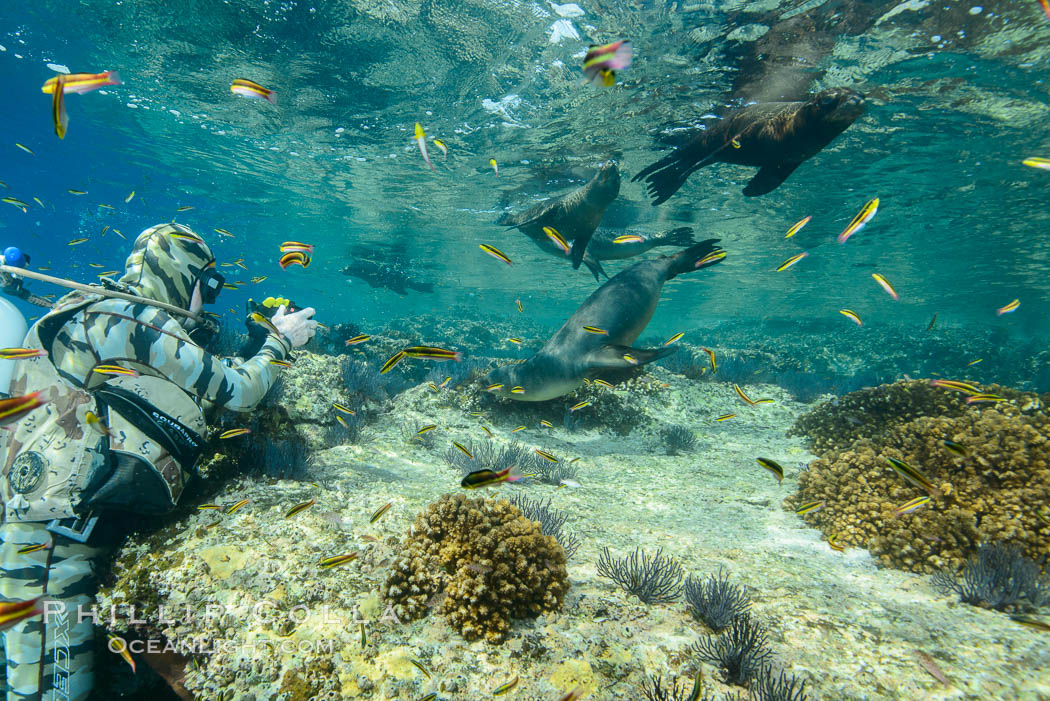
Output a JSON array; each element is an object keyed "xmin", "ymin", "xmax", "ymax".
[{"xmin": 92, "ymin": 387, "xmax": 203, "ymax": 469}]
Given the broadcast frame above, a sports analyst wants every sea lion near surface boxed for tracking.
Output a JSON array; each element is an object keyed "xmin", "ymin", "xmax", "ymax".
[
  {"xmin": 498, "ymin": 160, "xmax": 620, "ymax": 271},
  {"xmin": 586, "ymin": 226, "xmax": 695, "ymax": 264},
  {"xmin": 485, "ymin": 238, "xmax": 725, "ymax": 402},
  {"xmin": 528, "ymin": 225, "xmax": 697, "ymax": 282},
  {"xmin": 633, "ymin": 88, "xmax": 866, "ymax": 204}
]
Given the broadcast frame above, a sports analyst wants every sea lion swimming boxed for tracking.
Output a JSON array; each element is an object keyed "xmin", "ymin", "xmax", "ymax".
[
  {"xmin": 485, "ymin": 239, "xmax": 725, "ymax": 402},
  {"xmin": 527, "ymin": 225, "xmax": 696, "ymax": 281},
  {"xmin": 633, "ymin": 88, "xmax": 865, "ymax": 204},
  {"xmin": 586, "ymin": 226, "xmax": 695, "ymax": 267},
  {"xmin": 498, "ymin": 160, "xmax": 620, "ymax": 270}
]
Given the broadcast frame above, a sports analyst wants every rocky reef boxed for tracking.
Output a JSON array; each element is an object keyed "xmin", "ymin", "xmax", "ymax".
[
  {"xmin": 787, "ymin": 380, "xmax": 1050, "ymax": 573},
  {"xmin": 383, "ymin": 493, "xmax": 569, "ymax": 644}
]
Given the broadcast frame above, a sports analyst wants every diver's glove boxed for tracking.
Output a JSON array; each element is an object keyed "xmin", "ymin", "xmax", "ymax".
[{"xmin": 271, "ymin": 305, "xmax": 318, "ymax": 348}]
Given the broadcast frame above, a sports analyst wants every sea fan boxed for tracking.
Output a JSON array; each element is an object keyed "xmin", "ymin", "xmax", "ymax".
[{"xmin": 596, "ymin": 546, "xmax": 684, "ymax": 604}]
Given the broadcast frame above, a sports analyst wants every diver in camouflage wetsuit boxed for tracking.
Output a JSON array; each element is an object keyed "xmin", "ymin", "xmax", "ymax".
[{"xmin": 0, "ymin": 223, "xmax": 317, "ymax": 700}]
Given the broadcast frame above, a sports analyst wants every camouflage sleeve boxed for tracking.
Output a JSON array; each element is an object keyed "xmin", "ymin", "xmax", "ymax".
[{"xmin": 78, "ymin": 303, "xmax": 291, "ymax": 412}]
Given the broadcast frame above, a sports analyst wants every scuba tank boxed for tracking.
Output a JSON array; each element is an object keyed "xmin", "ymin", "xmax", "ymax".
[{"xmin": 0, "ymin": 295, "xmax": 28, "ymax": 395}]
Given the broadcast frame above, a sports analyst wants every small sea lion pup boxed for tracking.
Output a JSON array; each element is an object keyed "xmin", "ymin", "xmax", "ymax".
[
  {"xmin": 485, "ymin": 239, "xmax": 725, "ymax": 402},
  {"xmin": 633, "ymin": 87, "xmax": 866, "ymax": 204}
]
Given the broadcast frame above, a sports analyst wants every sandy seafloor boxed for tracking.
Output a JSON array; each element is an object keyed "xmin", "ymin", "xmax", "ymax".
[{"xmin": 99, "ymin": 365, "xmax": 1050, "ymax": 701}]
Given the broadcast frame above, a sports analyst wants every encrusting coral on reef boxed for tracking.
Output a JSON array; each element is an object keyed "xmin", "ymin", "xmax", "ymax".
[
  {"xmin": 383, "ymin": 493, "xmax": 569, "ymax": 643},
  {"xmin": 787, "ymin": 380, "xmax": 1050, "ymax": 573}
]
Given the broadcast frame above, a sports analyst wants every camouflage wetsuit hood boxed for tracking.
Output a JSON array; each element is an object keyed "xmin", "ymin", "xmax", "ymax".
[{"xmin": 117, "ymin": 221, "xmax": 216, "ymax": 311}]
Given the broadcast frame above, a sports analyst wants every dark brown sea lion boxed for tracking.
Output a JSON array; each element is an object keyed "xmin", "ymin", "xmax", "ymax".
[
  {"xmin": 498, "ymin": 160, "xmax": 620, "ymax": 270},
  {"xmin": 633, "ymin": 88, "xmax": 865, "ymax": 204}
]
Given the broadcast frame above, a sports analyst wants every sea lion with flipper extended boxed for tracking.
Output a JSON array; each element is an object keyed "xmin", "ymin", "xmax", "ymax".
[
  {"xmin": 498, "ymin": 160, "xmax": 620, "ymax": 271},
  {"xmin": 633, "ymin": 88, "xmax": 865, "ymax": 204},
  {"xmin": 485, "ymin": 239, "xmax": 725, "ymax": 402}
]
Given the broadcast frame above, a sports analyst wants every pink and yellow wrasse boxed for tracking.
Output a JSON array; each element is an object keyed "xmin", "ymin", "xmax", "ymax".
[
  {"xmin": 318, "ymin": 553, "xmax": 358, "ymax": 569},
  {"xmin": 0, "ymin": 347, "xmax": 47, "ymax": 360},
  {"xmin": 734, "ymin": 383, "xmax": 755, "ymax": 406},
  {"xmin": 784, "ymin": 215, "xmax": 811, "ymax": 239},
  {"xmin": 414, "ymin": 123, "xmax": 436, "ymax": 172},
  {"xmin": 544, "ymin": 227, "xmax": 570, "ymax": 255},
  {"xmin": 1023, "ymin": 156, "xmax": 1050, "ymax": 170},
  {"xmin": 231, "ymin": 78, "xmax": 276, "ymax": 104},
  {"xmin": 380, "ymin": 350, "xmax": 406, "ymax": 374},
  {"xmin": 582, "ymin": 40, "xmax": 632, "ymax": 87},
  {"xmin": 219, "ymin": 428, "xmax": 251, "ymax": 439},
  {"xmin": 614, "ymin": 234, "xmax": 644, "ymax": 244},
  {"xmin": 695, "ymin": 250, "xmax": 726, "ymax": 268},
  {"xmin": 894, "ymin": 495, "xmax": 931, "ymax": 517},
  {"xmin": 776, "ymin": 251, "xmax": 808, "ymax": 272},
  {"xmin": 872, "ymin": 273, "xmax": 898, "ymax": 300},
  {"xmin": 108, "ymin": 634, "xmax": 136, "ymax": 673},
  {"xmin": 0, "ymin": 598, "xmax": 44, "ymax": 632},
  {"xmin": 493, "ymin": 676, "xmax": 520, "ymax": 696},
  {"xmin": 701, "ymin": 347, "xmax": 717, "ymax": 373},
  {"xmin": 839, "ymin": 309, "xmax": 862, "ymax": 326},
  {"xmin": 930, "ymin": 379, "xmax": 980, "ymax": 394},
  {"xmin": 886, "ymin": 457, "xmax": 940, "ymax": 496},
  {"xmin": 248, "ymin": 312, "xmax": 282, "ymax": 337},
  {"xmin": 16, "ymin": 541, "xmax": 52, "ymax": 555},
  {"xmin": 92, "ymin": 364, "xmax": 139, "ymax": 378},
  {"xmin": 479, "ymin": 244, "xmax": 512, "ymax": 265},
  {"xmin": 370, "ymin": 502, "xmax": 392, "ymax": 523},
  {"xmin": 403, "ymin": 345, "xmax": 461, "ymax": 361},
  {"xmin": 794, "ymin": 500, "xmax": 824, "ymax": 516},
  {"xmin": 225, "ymin": 499, "xmax": 250, "ymax": 514},
  {"xmin": 42, "ymin": 71, "xmax": 121, "ymax": 95},
  {"xmin": 285, "ymin": 499, "xmax": 315, "ymax": 518},
  {"xmin": 966, "ymin": 393, "xmax": 1008, "ymax": 405},
  {"xmin": 837, "ymin": 198, "xmax": 879, "ymax": 244},
  {"xmin": 52, "ymin": 75, "xmax": 68, "ymax": 139},
  {"xmin": 996, "ymin": 298, "xmax": 1020, "ymax": 316}
]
